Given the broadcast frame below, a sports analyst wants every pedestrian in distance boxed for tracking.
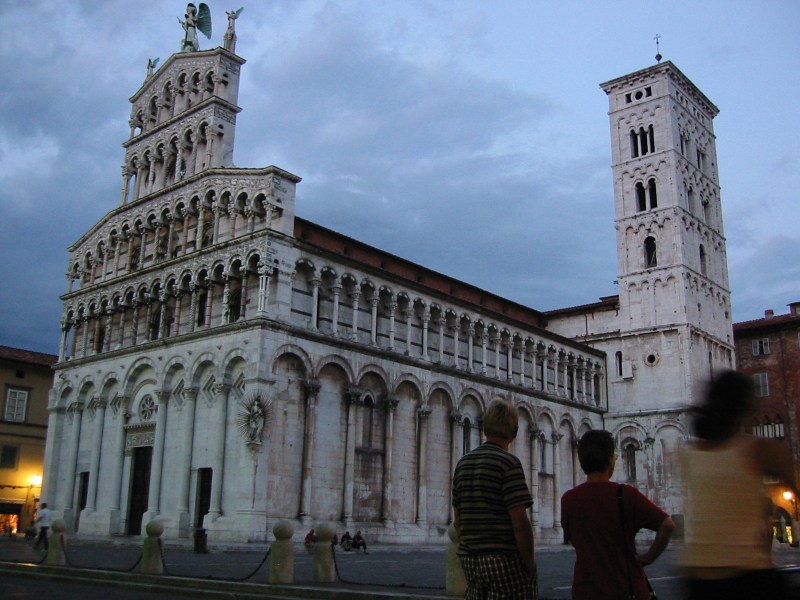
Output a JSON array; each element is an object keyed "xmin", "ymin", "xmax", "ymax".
[
  {"xmin": 33, "ymin": 502, "xmax": 53, "ymax": 552},
  {"xmin": 561, "ymin": 429, "xmax": 675, "ymax": 600},
  {"xmin": 452, "ymin": 398, "xmax": 537, "ymax": 599},
  {"xmin": 680, "ymin": 369, "xmax": 796, "ymax": 599}
]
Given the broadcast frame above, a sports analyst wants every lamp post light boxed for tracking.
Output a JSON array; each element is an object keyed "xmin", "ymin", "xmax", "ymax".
[{"xmin": 783, "ymin": 490, "xmax": 799, "ymax": 548}]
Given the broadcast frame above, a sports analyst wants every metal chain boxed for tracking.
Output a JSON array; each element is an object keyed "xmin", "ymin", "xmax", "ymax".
[{"xmin": 331, "ymin": 544, "xmax": 444, "ymax": 591}]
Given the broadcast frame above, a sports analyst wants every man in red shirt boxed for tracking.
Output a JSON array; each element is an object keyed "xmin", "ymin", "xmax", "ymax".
[{"xmin": 561, "ymin": 430, "xmax": 675, "ymax": 600}]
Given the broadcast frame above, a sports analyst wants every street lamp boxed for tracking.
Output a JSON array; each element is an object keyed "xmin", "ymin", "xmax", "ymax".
[{"xmin": 783, "ymin": 490, "xmax": 799, "ymax": 547}]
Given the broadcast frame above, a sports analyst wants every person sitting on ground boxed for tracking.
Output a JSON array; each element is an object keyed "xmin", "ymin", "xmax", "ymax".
[
  {"xmin": 304, "ymin": 528, "xmax": 316, "ymax": 551},
  {"xmin": 351, "ymin": 530, "xmax": 368, "ymax": 553},
  {"xmin": 340, "ymin": 530, "xmax": 353, "ymax": 551}
]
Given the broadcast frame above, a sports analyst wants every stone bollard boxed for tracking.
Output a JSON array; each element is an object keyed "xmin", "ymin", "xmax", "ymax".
[
  {"xmin": 268, "ymin": 520, "xmax": 295, "ymax": 584},
  {"xmin": 46, "ymin": 519, "xmax": 67, "ymax": 566},
  {"xmin": 312, "ymin": 522, "xmax": 336, "ymax": 583},
  {"xmin": 446, "ymin": 523, "xmax": 466, "ymax": 596},
  {"xmin": 141, "ymin": 520, "xmax": 164, "ymax": 575}
]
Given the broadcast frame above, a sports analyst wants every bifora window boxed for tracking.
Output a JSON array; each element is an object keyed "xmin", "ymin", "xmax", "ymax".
[{"xmin": 4, "ymin": 388, "xmax": 29, "ymax": 422}]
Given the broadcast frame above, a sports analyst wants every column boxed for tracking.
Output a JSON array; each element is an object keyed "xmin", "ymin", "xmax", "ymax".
[
  {"xmin": 80, "ymin": 316, "xmax": 90, "ymax": 357},
  {"xmin": 350, "ymin": 290, "xmax": 360, "ymax": 341},
  {"xmin": 530, "ymin": 428, "xmax": 542, "ymax": 531},
  {"xmin": 331, "ymin": 283, "xmax": 341, "ymax": 335},
  {"xmin": 382, "ymin": 395, "xmax": 398, "ymax": 522},
  {"xmin": 63, "ymin": 402, "xmax": 84, "ymax": 529},
  {"xmin": 437, "ymin": 317, "xmax": 445, "ymax": 362},
  {"xmin": 342, "ymin": 387, "xmax": 361, "ymax": 523},
  {"xmin": 146, "ymin": 391, "xmax": 170, "ymax": 517},
  {"xmin": 387, "ymin": 301, "xmax": 397, "ymax": 350},
  {"xmin": 176, "ymin": 388, "xmax": 197, "ymax": 534},
  {"xmin": 299, "ymin": 379, "xmax": 321, "ymax": 523},
  {"xmin": 172, "ymin": 292, "xmax": 183, "ymax": 336},
  {"xmin": 84, "ymin": 397, "xmax": 106, "ymax": 511},
  {"xmin": 467, "ymin": 325, "xmax": 474, "ymax": 372},
  {"xmin": 256, "ymin": 263, "xmax": 271, "ymax": 317},
  {"xmin": 416, "ymin": 406, "xmax": 432, "ymax": 524},
  {"xmin": 58, "ymin": 321, "xmax": 68, "ymax": 362},
  {"xmin": 221, "ymin": 275, "xmax": 231, "ymax": 325},
  {"xmin": 572, "ymin": 437, "xmax": 581, "ymax": 487},
  {"xmin": 204, "ymin": 283, "xmax": 213, "ymax": 329},
  {"xmin": 238, "ymin": 274, "xmax": 248, "ymax": 320},
  {"xmin": 506, "ymin": 340, "xmax": 514, "ymax": 381},
  {"xmin": 481, "ymin": 334, "xmax": 488, "ymax": 375},
  {"xmin": 166, "ymin": 217, "xmax": 176, "ymax": 258},
  {"xmin": 108, "ymin": 395, "xmax": 130, "ymax": 527},
  {"xmin": 310, "ymin": 278, "xmax": 320, "ymax": 330},
  {"xmin": 212, "ymin": 205, "xmax": 222, "ymax": 245},
  {"xmin": 520, "ymin": 346, "xmax": 528, "ymax": 387},
  {"xmin": 493, "ymin": 334, "xmax": 501, "ymax": 378},
  {"xmin": 370, "ymin": 295, "xmax": 379, "ymax": 345},
  {"xmin": 421, "ymin": 310, "xmax": 430, "ymax": 360},
  {"xmin": 104, "ymin": 311, "xmax": 114, "ymax": 352},
  {"xmin": 196, "ymin": 207, "xmax": 206, "ymax": 249},
  {"xmin": 404, "ymin": 308, "xmax": 413, "ymax": 355},
  {"xmin": 452, "ymin": 323, "xmax": 461, "ymax": 369},
  {"xmin": 449, "ymin": 412, "xmax": 463, "ymax": 523},
  {"xmin": 552, "ymin": 432, "xmax": 563, "ymax": 532},
  {"xmin": 207, "ymin": 383, "xmax": 229, "ymax": 521}
]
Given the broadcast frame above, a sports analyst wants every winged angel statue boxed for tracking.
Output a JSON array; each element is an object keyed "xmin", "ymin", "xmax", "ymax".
[{"xmin": 178, "ymin": 3, "xmax": 212, "ymax": 52}]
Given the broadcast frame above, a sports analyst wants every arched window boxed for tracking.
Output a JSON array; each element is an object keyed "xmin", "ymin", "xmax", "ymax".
[
  {"xmin": 644, "ymin": 237, "xmax": 658, "ymax": 267},
  {"xmin": 463, "ymin": 418, "xmax": 472, "ymax": 455},
  {"xmin": 361, "ymin": 396, "xmax": 375, "ymax": 449},
  {"xmin": 615, "ymin": 351, "xmax": 623, "ymax": 377},
  {"xmin": 699, "ymin": 244, "xmax": 707, "ymax": 276},
  {"xmin": 647, "ymin": 178, "xmax": 658, "ymax": 209},
  {"xmin": 624, "ymin": 442, "xmax": 637, "ymax": 481},
  {"xmin": 636, "ymin": 182, "xmax": 647, "ymax": 212}
]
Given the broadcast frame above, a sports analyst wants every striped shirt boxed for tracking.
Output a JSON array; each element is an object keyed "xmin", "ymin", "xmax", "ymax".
[{"xmin": 452, "ymin": 441, "xmax": 533, "ymax": 555}]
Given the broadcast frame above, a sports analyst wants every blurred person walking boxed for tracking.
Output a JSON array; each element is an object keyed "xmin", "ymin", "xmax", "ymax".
[{"xmin": 681, "ymin": 369, "xmax": 796, "ymax": 599}]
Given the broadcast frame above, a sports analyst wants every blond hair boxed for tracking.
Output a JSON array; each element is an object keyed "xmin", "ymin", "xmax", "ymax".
[{"xmin": 482, "ymin": 399, "xmax": 519, "ymax": 440}]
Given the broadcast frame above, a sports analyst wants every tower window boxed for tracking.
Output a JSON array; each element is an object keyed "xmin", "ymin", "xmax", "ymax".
[
  {"xmin": 636, "ymin": 182, "xmax": 647, "ymax": 212},
  {"xmin": 699, "ymin": 244, "xmax": 707, "ymax": 276},
  {"xmin": 630, "ymin": 125, "xmax": 656, "ymax": 158},
  {"xmin": 644, "ymin": 237, "xmax": 658, "ymax": 268},
  {"xmin": 647, "ymin": 178, "xmax": 658, "ymax": 209}
]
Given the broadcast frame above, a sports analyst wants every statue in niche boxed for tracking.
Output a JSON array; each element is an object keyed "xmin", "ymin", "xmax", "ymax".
[{"xmin": 178, "ymin": 3, "xmax": 211, "ymax": 52}]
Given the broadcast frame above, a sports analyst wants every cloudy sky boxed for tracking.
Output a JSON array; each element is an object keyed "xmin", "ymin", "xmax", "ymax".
[{"xmin": 1, "ymin": 1, "xmax": 798, "ymax": 354}]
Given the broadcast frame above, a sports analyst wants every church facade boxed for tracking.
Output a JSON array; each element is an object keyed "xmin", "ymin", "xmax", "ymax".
[{"xmin": 42, "ymin": 14, "xmax": 731, "ymax": 544}]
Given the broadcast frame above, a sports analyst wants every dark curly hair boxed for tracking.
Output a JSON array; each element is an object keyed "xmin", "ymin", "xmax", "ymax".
[{"xmin": 692, "ymin": 370, "xmax": 754, "ymax": 443}]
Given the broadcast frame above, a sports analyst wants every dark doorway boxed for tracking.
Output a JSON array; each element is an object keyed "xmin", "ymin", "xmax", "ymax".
[
  {"xmin": 127, "ymin": 446, "xmax": 152, "ymax": 535},
  {"xmin": 195, "ymin": 468, "xmax": 212, "ymax": 529},
  {"xmin": 75, "ymin": 472, "xmax": 89, "ymax": 531}
]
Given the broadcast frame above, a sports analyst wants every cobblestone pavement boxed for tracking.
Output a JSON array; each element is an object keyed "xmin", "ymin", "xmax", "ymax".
[{"xmin": 1, "ymin": 535, "xmax": 799, "ymax": 599}]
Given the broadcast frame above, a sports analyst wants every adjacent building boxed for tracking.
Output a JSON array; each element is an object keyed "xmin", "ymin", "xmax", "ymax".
[
  {"xmin": 43, "ymin": 10, "xmax": 734, "ymax": 544},
  {"xmin": 733, "ymin": 302, "xmax": 800, "ymax": 536},
  {"xmin": 0, "ymin": 346, "xmax": 57, "ymax": 535}
]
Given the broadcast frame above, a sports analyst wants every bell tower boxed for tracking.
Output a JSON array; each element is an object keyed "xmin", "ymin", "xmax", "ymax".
[
  {"xmin": 120, "ymin": 46, "xmax": 245, "ymax": 206},
  {"xmin": 600, "ymin": 61, "xmax": 734, "ymax": 413}
]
